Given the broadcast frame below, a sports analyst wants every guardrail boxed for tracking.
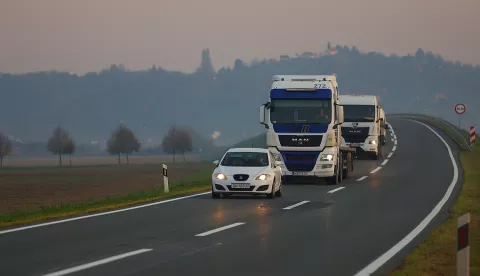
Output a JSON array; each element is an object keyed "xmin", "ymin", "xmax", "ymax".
[{"xmin": 390, "ymin": 113, "xmax": 472, "ymax": 152}]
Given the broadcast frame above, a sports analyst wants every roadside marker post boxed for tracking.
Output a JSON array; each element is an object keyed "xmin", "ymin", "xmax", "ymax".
[
  {"xmin": 470, "ymin": 126, "xmax": 476, "ymax": 147},
  {"xmin": 162, "ymin": 164, "xmax": 169, "ymax": 193},
  {"xmin": 457, "ymin": 213, "xmax": 470, "ymax": 276}
]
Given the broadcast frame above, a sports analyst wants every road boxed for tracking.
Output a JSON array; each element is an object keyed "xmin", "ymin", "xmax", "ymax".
[{"xmin": 0, "ymin": 118, "xmax": 463, "ymax": 276}]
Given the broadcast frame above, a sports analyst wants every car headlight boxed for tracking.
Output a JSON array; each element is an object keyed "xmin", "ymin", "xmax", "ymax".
[
  {"xmin": 255, "ymin": 174, "xmax": 271, "ymax": 180},
  {"xmin": 214, "ymin": 173, "xmax": 227, "ymax": 180},
  {"xmin": 319, "ymin": 154, "xmax": 334, "ymax": 161},
  {"xmin": 369, "ymin": 140, "xmax": 376, "ymax": 145}
]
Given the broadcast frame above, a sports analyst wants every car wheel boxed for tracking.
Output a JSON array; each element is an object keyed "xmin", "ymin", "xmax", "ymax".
[
  {"xmin": 274, "ymin": 180, "xmax": 283, "ymax": 197},
  {"xmin": 266, "ymin": 180, "xmax": 276, "ymax": 199},
  {"xmin": 211, "ymin": 187, "xmax": 220, "ymax": 199}
]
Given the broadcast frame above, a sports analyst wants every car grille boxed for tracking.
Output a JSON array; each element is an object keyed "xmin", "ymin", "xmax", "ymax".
[
  {"xmin": 342, "ymin": 127, "xmax": 369, "ymax": 143},
  {"xmin": 233, "ymin": 174, "xmax": 249, "ymax": 181},
  {"xmin": 278, "ymin": 135, "xmax": 322, "ymax": 147}
]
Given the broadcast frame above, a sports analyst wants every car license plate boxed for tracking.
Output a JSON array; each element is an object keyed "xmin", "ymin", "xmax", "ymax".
[
  {"xmin": 231, "ymin": 183, "xmax": 250, "ymax": 188},
  {"xmin": 292, "ymin": 172, "xmax": 309, "ymax": 176}
]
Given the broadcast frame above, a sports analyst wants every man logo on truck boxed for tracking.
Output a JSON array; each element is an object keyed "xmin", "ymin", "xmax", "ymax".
[{"xmin": 301, "ymin": 125, "xmax": 310, "ymax": 133}]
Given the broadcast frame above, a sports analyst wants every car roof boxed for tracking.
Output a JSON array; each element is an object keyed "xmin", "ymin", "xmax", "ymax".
[{"xmin": 226, "ymin": 148, "xmax": 269, "ymax": 153}]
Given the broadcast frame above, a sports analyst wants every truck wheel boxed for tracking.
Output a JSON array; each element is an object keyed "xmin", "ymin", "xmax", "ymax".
[
  {"xmin": 326, "ymin": 154, "xmax": 340, "ymax": 185},
  {"xmin": 343, "ymin": 152, "xmax": 351, "ymax": 179}
]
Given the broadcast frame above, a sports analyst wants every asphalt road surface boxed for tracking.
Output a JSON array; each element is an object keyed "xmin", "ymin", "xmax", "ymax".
[{"xmin": 0, "ymin": 118, "xmax": 463, "ymax": 276}]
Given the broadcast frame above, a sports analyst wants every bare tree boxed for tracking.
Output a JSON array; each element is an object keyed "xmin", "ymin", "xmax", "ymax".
[
  {"xmin": 47, "ymin": 126, "xmax": 71, "ymax": 166},
  {"xmin": 0, "ymin": 133, "xmax": 13, "ymax": 167},
  {"xmin": 161, "ymin": 125, "xmax": 193, "ymax": 162},
  {"xmin": 64, "ymin": 138, "xmax": 76, "ymax": 166},
  {"xmin": 107, "ymin": 124, "xmax": 141, "ymax": 164}
]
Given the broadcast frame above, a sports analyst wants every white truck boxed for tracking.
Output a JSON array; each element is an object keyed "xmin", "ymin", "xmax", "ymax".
[
  {"xmin": 339, "ymin": 94, "xmax": 387, "ymax": 160},
  {"xmin": 259, "ymin": 75, "xmax": 355, "ymax": 185}
]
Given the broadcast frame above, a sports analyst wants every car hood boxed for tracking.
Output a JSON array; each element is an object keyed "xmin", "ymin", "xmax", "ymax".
[{"xmin": 214, "ymin": 166, "xmax": 270, "ymax": 177}]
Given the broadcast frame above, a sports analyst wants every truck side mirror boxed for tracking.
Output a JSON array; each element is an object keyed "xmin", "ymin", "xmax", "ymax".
[
  {"xmin": 337, "ymin": 106, "xmax": 344, "ymax": 124},
  {"xmin": 259, "ymin": 104, "xmax": 269, "ymax": 129}
]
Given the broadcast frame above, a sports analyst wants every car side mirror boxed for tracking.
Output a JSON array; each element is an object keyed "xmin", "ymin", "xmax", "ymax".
[{"xmin": 213, "ymin": 160, "xmax": 219, "ymax": 166}]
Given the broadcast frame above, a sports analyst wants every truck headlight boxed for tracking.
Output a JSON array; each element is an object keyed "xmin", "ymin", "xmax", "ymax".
[
  {"xmin": 369, "ymin": 140, "xmax": 376, "ymax": 145},
  {"xmin": 255, "ymin": 174, "xmax": 271, "ymax": 180},
  {"xmin": 320, "ymin": 154, "xmax": 334, "ymax": 161},
  {"xmin": 215, "ymin": 173, "xmax": 227, "ymax": 180}
]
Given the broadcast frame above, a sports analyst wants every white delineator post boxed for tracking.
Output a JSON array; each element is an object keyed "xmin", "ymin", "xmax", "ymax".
[
  {"xmin": 470, "ymin": 126, "xmax": 476, "ymax": 147},
  {"xmin": 457, "ymin": 213, "xmax": 470, "ymax": 276},
  {"xmin": 162, "ymin": 164, "xmax": 169, "ymax": 193}
]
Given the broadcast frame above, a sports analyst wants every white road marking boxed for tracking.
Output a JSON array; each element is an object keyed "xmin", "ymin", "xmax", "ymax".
[
  {"xmin": 195, "ymin": 222, "xmax": 246, "ymax": 237},
  {"xmin": 370, "ymin": 167, "xmax": 382, "ymax": 174},
  {"xmin": 394, "ymin": 140, "xmax": 397, "ymax": 145},
  {"xmin": 354, "ymin": 120, "xmax": 460, "ymax": 276},
  {"xmin": 391, "ymin": 138, "xmax": 394, "ymax": 142},
  {"xmin": 41, "ymin": 249, "xmax": 153, "ymax": 276},
  {"xmin": 0, "ymin": 191, "xmax": 211, "ymax": 235},
  {"xmin": 327, "ymin": 187, "xmax": 346, "ymax": 194},
  {"xmin": 392, "ymin": 146, "xmax": 397, "ymax": 152},
  {"xmin": 387, "ymin": 152, "xmax": 393, "ymax": 159},
  {"xmin": 283, "ymin": 200, "xmax": 310, "ymax": 210},
  {"xmin": 381, "ymin": 159, "xmax": 389, "ymax": 166},
  {"xmin": 357, "ymin": 176, "xmax": 368, "ymax": 181}
]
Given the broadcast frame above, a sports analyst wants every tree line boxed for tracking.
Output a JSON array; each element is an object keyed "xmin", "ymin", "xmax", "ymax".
[{"xmin": 0, "ymin": 124, "xmax": 193, "ymax": 167}]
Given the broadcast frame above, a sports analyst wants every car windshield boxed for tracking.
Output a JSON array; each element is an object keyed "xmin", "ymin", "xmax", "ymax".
[
  {"xmin": 342, "ymin": 105, "xmax": 376, "ymax": 122},
  {"xmin": 220, "ymin": 152, "xmax": 269, "ymax": 167},
  {"xmin": 270, "ymin": 99, "xmax": 331, "ymax": 124}
]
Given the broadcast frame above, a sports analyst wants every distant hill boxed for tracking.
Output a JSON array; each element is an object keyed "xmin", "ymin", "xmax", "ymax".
[{"xmin": 1, "ymin": 44, "xmax": 479, "ymax": 148}]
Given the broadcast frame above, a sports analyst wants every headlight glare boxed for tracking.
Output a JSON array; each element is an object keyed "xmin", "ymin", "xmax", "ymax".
[
  {"xmin": 255, "ymin": 174, "xmax": 271, "ymax": 180},
  {"xmin": 320, "ymin": 154, "xmax": 334, "ymax": 161},
  {"xmin": 215, "ymin": 173, "xmax": 227, "ymax": 180}
]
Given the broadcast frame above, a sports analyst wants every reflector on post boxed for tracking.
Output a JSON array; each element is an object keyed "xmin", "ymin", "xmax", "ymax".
[{"xmin": 457, "ymin": 213, "xmax": 470, "ymax": 276}]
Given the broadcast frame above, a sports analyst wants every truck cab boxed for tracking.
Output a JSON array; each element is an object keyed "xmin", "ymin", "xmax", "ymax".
[
  {"xmin": 339, "ymin": 95, "xmax": 384, "ymax": 160},
  {"xmin": 259, "ymin": 75, "xmax": 354, "ymax": 185}
]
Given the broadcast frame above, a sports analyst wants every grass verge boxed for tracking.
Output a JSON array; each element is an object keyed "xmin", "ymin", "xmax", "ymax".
[
  {"xmin": 0, "ymin": 169, "xmax": 212, "ymax": 229},
  {"xmin": 390, "ymin": 123, "xmax": 479, "ymax": 275}
]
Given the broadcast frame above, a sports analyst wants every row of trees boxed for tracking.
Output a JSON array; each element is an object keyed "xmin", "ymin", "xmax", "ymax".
[{"xmin": 0, "ymin": 124, "xmax": 194, "ymax": 167}]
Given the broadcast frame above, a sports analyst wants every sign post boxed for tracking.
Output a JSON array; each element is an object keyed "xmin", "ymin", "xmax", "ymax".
[
  {"xmin": 162, "ymin": 164, "xmax": 169, "ymax": 193},
  {"xmin": 455, "ymin": 104, "xmax": 466, "ymax": 129},
  {"xmin": 470, "ymin": 126, "xmax": 476, "ymax": 147},
  {"xmin": 457, "ymin": 213, "xmax": 470, "ymax": 276}
]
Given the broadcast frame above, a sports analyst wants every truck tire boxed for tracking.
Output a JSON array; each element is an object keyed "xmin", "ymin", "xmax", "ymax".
[{"xmin": 343, "ymin": 152, "xmax": 351, "ymax": 179}]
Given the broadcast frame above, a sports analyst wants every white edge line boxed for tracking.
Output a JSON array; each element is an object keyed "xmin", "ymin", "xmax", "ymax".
[
  {"xmin": 356, "ymin": 176, "xmax": 368, "ymax": 181},
  {"xmin": 41, "ymin": 248, "xmax": 153, "ymax": 276},
  {"xmin": 327, "ymin": 186, "xmax": 346, "ymax": 194},
  {"xmin": 381, "ymin": 159, "xmax": 389, "ymax": 166},
  {"xmin": 282, "ymin": 200, "xmax": 310, "ymax": 210},
  {"xmin": 370, "ymin": 167, "xmax": 382, "ymax": 174},
  {"xmin": 387, "ymin": 152, "xmax": 393, "ymax": 158},
  {"xmin": 392, "ymin": 146, "xmax": 397, "ymax": 152},
  {"xmin": 195, "ymin": 222, "xmax": 246, "ymax": 237},
  {"xmin": 0, "ymin": 191, "xmax": 211, "ymax": 235},
  {"xmin": 354, "ymin": 120, "xmax": 459, "ymax": 275}
]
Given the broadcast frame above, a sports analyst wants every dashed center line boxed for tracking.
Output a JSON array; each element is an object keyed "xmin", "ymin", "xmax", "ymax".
[
  {"xmin": 394, "ymin": 140, "xmax": 397, "ymax": 145},
  {"xmin": 357, "ymin": 176, "xmax": 368, "ymax": 181},
  {"xmin": 370, "ymin": 167, "xmax": 382, "ymax": 174},
  {"xmin": 41, "ymin": 249, "xmax": 153, "ymax": 276},
  {"xmin": 387, "ymin": 152, "xmax": 393, "ymax": 158},
  {"xmin": 381, "ymin": 159, "xmax": 389, "ymax": 166},
  {"xmin": 283, "ymin": 200, "xmax": 310, "ymax": 210},
  {"xmin": 195, "ymin": 222, "xmax": 245, "ymax": 237},
  {"xmin": 327, "ymin": 187, "xmax": 346, "ymax": 194},
  {"xmin": 392, "ymin": 146, "xmax": 397, "ymax": 151}
]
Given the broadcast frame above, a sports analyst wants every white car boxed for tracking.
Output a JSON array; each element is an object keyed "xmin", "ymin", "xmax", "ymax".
[{"xmin": 212, "ymin": 148, "xmax": 283, "ymax": 199}]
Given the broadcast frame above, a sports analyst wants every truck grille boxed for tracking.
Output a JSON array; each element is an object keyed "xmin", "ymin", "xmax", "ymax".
[
  {"xmin": 278, "ymin": 135, "xmax": 322, "ymax": 147},
  {"xmin": 284, "ymin": 154, "xmax": 316, "ymax": 162},
  {"xmin": 285, "ymin": 164, "xmax": 315, "ymax": 172},
  {"xmin": 342, "ymin": 127, "xmax": 369, "ymax": 143}
]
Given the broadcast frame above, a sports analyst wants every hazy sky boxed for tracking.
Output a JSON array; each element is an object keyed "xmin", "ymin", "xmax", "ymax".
[{"xmin": 1, "ymin": 0, "xmax": 479, "ymax": 75}]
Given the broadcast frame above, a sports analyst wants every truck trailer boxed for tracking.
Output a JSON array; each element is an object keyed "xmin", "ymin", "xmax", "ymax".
[{"xmin": 259, "ymin": 75, "xmax": 355, "ymax": 185}]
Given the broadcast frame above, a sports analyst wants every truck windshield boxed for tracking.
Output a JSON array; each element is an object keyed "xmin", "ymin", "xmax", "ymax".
[
  {"xmin": 342, "ymin": 105, "xmax": 376, "ymax": 122},
  {"xmin": 270, "ymin": 99, "xmax": 331, "ymax": 124}
]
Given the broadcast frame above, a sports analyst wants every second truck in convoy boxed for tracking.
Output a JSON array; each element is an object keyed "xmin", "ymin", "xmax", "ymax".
[
  {"xmin": 259, "ymin": 75, "xmax": 355, "ymax": 185},
  {"xmin": 339, "ymin": 94, "xmax": 388, "ymax": 159}
]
